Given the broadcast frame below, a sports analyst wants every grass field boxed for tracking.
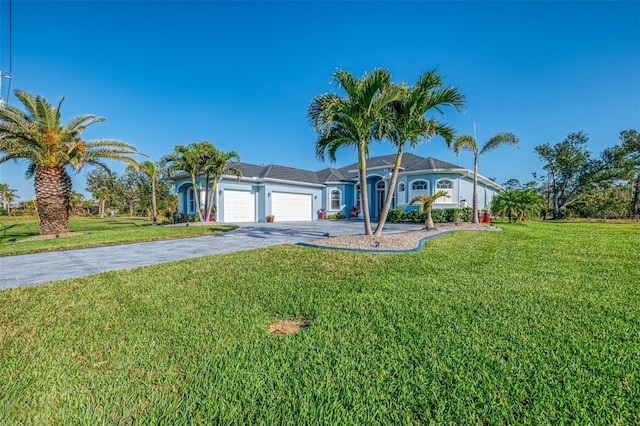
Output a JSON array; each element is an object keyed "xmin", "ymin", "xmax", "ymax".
[
  {"xmin": 0, "ymin": 221, "xmax": 638, "ymax": 424},
  {"xmin": 0, "ymin": 216, "xmax": 235, "ymax": 256}
]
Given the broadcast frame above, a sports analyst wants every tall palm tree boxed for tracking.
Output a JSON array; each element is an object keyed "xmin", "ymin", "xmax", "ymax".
[
  {"xmin": 309, "ymin": 68, "xmax": 401, "ymax": 235},
  {"xmin": 139, "ymin": 160, "xmax": 159, "ymax": 224},
  {"xmin": 409, "ymin": 190, "xmax": 449, "ymax": 229},
  {"xmin": 0, "ymin": 90, "xmax": 141, "ymax": 235},
  {"xmin": 453, "ymin": 131, "xmax": 519, "ymax": 223},
  {"xmin": 374, "ymin": 70, "xmax": 465, "ymax": 236},
  {"xmin": 199, "ymin": 144, "xmax": 241, "ymax": 222}
]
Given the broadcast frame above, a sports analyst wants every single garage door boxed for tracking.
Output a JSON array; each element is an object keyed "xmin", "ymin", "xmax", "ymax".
[
  {"xmin": 271, "ymin": 192, "xmax": 312, "ymax": 221},
  {"xmin": 223, "ymin": 190, "xmax": 256, "ymax": 222}
]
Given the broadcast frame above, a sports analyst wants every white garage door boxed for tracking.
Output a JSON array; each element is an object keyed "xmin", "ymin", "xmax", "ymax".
[
  {"xmin": 223, "ymin": 190, "xmax": 256, "ymax": 222},
  {"xmin": 271, "ymin": 192, "xmax": 312, "ymax": 221}
]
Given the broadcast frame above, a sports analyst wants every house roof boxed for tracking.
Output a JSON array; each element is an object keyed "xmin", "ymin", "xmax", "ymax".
[
  {"xmin": 177, "ymin": 153, "xmax": 498, "ymax": 188},
  {"xmin": 337, "ymin": 153, "xmax": 463, "ymax": 179}
]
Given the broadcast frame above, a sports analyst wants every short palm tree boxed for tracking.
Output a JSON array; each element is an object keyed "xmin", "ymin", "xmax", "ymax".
[
  {"xmin": 0, "ymin": 90, "xmax": 142, "ymax": 235},
  {"xmin": 139, "ymin": 161, "xmax": 159, "ymax": 224},
  {"xmin": 374, "ymin": 70, "xmax": 465, "ymax": 236},
  {"xmin": 453, "ymin": 132, "xmax": 519, "ymax": 223},
  {"xmin": 309, "ymin": 68, "xmax": 401, "ymax": 235},
  {"xmin": 410, "ymin": 190, "xmax": 449, "ymax": 229}
]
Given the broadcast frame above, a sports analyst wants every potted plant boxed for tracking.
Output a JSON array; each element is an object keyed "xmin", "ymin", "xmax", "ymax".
[
  {"xmin": 350, "ymin": 206, "xmax": 360, "ymax": 218},
  {"xmin": 266, "ymin": 214, "xmax": 275, "ymax": 223}
]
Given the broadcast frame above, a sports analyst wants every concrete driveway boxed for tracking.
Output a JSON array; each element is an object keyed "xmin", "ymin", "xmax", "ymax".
[{"xmin": 0, "ymin": 221, "xmax": 424, "ymax": 290}]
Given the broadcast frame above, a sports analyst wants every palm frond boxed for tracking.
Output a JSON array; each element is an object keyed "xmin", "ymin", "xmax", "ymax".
[
  {"xmin": 480, "ymin": 132, "xmax": 520, "ymax": 155},
  {"xmin": 453, "ymin": 135, "xmax": 477, "ymax": 155}
]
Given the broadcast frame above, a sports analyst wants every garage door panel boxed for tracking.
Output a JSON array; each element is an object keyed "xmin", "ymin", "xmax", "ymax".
[
  {"xmin": 223, "ymin": 190, "xmax": 255, "ymax": 222},
  {"xmin": 271, "ymin": 192, "xmax": 312, "ymax": 221}
]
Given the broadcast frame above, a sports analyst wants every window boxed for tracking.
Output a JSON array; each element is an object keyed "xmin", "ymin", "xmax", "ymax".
[
  {"xmin": 355, "ymin": 184, "xmax": 361, "ymax": 210},
  {"xmin": 409, "ymin": 179, "xmax": 429, "ymax": 201},
  {"xmin": 397, "ymin": 182, "xmax": 406, "ymax": 204},
  {"xmin": 436, "ymin": 179, "xmax": 454, "ymax": 203},
  {"xmin": 187, "ymin": 188, "xmax": 195, "ymax": 213},
  {"xmin": 330, "ymin": 189, "xmax": 341, "ymax": 210}
]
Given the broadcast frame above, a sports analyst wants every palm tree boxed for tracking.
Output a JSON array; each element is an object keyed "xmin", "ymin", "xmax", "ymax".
[
  {"xmin": 309, "ymin": 68, "xmax": 401, "ymax": 235},
  {"xmin": 453, "ymin": 131, "xmax": 519, "ymax": 223},
  {"xmin": 0, "ymin": 182, "xmax": 18, "ymax": 213},
  {"xmin": 409, "ymin": 190, "xmax": 449, "ymax": 229},
  {"xmin": 0, "ymin": 90, "xmax": 141, "ymax": 235},
  {"xmin": 492, "ymin": 188, "xmax": 542, "ymax": 222},
  {"xmin": 163, "ymin": 143, "xmax": 205, "ymax": 221},
  {"xmin": 199, "ymin": 144, "xmax": 241, "ymax": 222},
  {"xmin": 374, "ymin": 70, "xmax": 465, "ymax": 236},
  {"xmin": 139, "ymin": 160, "xmax": 159, "ymax": 224}
]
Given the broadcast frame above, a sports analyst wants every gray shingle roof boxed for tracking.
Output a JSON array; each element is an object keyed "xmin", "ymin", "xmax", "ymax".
[
  {"xmin": 337, "ymin": 153, "xmax": 463, "ymax": 180},
  {"xmin": 222, "ymin": 154, "xmax": 464, "ymax": 185}
]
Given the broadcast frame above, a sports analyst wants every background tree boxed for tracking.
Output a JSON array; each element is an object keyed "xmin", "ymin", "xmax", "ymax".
[
  {"xmin": 309, "ymin": 68, "xmax": 401, "ymax": 235},
  {"xmin": 0, "ymin": 90, "xmax": 141, "ymax": 234},
  {"xmin": 86, "ymin": 169, "xmax": 122, "ymax": 218},
  {"xmin": 409, "ymin": 190, "xmax": 449, "ymax": 229},
  {"xmin": 121, "ymin": 167, "xmax": 144, "ymax": 216},
  {"xmin": 0, "ymin": 182, "xmax": 18, "ymax": 213},
  {"xmin": 534, "ymin": 132, "xmax": 600, "ymax": 219},
  {"xmin": 374, "ymin": 70, "xmax": 465, "ymax": 236},
  {"xmin": 611, "ymin": 130, "xmax": 640, "ymax": 217},
  {"xmin": 454, "ymin": 131, "xmax": 519, "ymax": 223}
]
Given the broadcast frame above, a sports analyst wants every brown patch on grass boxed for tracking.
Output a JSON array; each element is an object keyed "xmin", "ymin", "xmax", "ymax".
[{"xmin": 269, "ymin": 319, "xmax": 309, "ymax": 335}]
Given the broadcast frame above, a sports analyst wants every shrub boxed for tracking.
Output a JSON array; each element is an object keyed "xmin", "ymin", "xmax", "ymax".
[
  {"xmin": 460, "ymin": 207, "xmax": 473, "ymax": 222},
  {"xmin": 406, "ymin": 209, "xmax": 423, "ymax": 223},
  {"xmin": 443, "ymin": 208, "xmax": 460, "ymax": 222},
  {"xmin": 327, "ymin": 213, "xmax": 347, "ymax": 220},
  {"xmin": 387, "ymin": 209, "xmax": 407, "ymax": 223},
  {"xmin": 431, "ymin": 209, "xmax": 445, "ymax": 223}
]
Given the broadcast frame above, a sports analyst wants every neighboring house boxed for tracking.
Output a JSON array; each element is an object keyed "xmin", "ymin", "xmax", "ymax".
[{"xmin": 171, "ymin": 153, "xmax": 503, "ymax": 222}]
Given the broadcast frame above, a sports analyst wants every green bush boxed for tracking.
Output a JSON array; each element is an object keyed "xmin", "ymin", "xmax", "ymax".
[
  {"xmin": 405, "ymin": 209, "xmax": 423, "ymax": 223},
  {"xmin": 431, "ymin": 209, "xmax": 445, "ymax": 223},
  {"xmin": 387, "ymin": 209, "xmax": 407, "ymax": 223},
  {"xmin": 327, "ymin": 213, "xmax": 347, "ymax": 220},
  {"xmin": 460, "ymin": 207, "xmax": 473, "ymax": 222}
]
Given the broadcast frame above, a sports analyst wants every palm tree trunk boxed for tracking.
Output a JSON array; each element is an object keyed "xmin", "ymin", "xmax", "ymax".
[
  {"xmin": 425, "ymin": 206, "xmax": 435, "ymax": 229},
  {"xmin": 358, "ymin": 144, "xmax": 372, "ymax": 235},
  {"xmin": 35, "ymin": 167, "xmax": 71, "ymax": 235},
  {"xmin": 151, "ymin": 180, "xmax": 158, "ymax": 225},
  {"xmin": 472, "ymin": 155, "xmax": 479, "ymax": 223},
  {"xmin": 374, "ymin": 146, "xmax": 403, "ymax": 236}
]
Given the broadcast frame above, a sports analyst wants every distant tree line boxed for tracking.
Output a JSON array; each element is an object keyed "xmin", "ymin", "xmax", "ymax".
[{"xmin": 492, "ymin": 130, "xmax": 639, "ymax": 221}]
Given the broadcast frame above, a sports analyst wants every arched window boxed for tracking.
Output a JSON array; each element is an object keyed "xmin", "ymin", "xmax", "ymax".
[
  {"xmin": 330, "ymin": 189, "xmax": 341, "ymax": 211},
  {"xmin": 397, "ymin": 182, "xmax": 406, "ymax": 204},
  {"xmin": 409, "ymin": 179, "xmax": 429, "ymax": 201},
  {"xmin": 436, "ymin": 179, "xmax": 454, "ymax": 203}
]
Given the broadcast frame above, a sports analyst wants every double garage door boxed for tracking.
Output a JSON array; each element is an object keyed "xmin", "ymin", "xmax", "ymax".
[
  {"xmin": 271, "ymin": 192, "xmax": 312, "ymax": 222},
  {"xmin": 223, "ymin": 190, "xmax": 312, "ymax": 222}
]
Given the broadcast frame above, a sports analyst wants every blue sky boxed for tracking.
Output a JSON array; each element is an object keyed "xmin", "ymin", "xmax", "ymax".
[{"xmin": 0, "ymin": 0, "xmax": 638, "ymax": 200}]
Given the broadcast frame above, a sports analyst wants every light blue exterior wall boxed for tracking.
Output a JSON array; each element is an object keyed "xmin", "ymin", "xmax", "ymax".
[{"xmin": 173, "ymin": 168, "xmax": 502, "ymax": 222}]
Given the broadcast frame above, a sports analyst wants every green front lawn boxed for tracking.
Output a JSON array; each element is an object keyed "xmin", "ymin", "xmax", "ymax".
[
  {"xmin": 0, "ymin": 216, "xmax": 236, "ymax": 256},
  {"xmin": 0, "ymin": 221, "xmax": 638, "ymax": 423}
]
